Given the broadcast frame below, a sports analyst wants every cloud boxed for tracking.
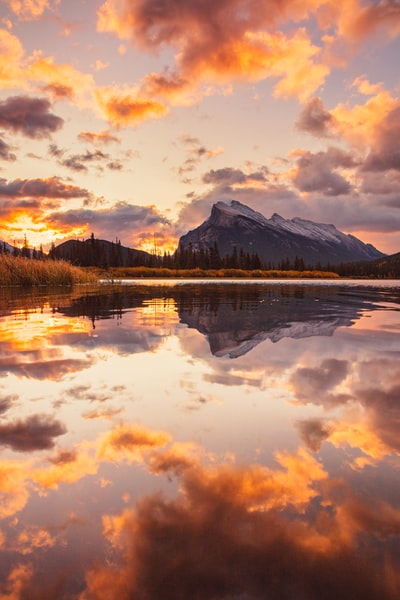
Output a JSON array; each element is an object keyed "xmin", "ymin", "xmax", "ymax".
[
  {"xmin": 49, "ymin": 146, "xmax": 112, "ymax": 174},
  {"xmin": 176, "ymin": 135, "xmax": 224, "ymax": 180},
  {"xmin": 179, "ymin": 134, "xmax": 224, "ymax": 160},
  {"xmin": 359, "ymin": 171, "xmax": 400, "ymax": 196},
  {"xmin": 0, "ymin": 32, "xmax": 95, "ymax": 107},
  {"xmin": 0, "ymin": 176, "xmax": 91, "ymax": 199},
  {"xmin": 0, "ymin": 414, "xmax": 66, "ymax": 452},
  {"xmin": 47, "ymin": 448, "xmax": 78, "ymax": 465},
  {"xmin": 296, "ymin": 418, "xmax": 333, "ymax": 452},
  {"xmin": 142, "ymin": 70, "xmax": 192, "ymax": 103},
  {"xmin": 0, "ymin": 175, "xmax": 94, "ymax": 235},
  {"xmin": 26, "ymin": 56, "xmax": 95, "ymax": 106},
  {"xmin": 290, "ymin": 358, "xmax": 349, "ymax": 404},
  {"xmin": 97, "ymin": 0, "xmax": 330, "ymax": 103},
  {"xmin": 356, "ymin": 383, "xmax": 400, "ymax": 455},
  {"xmin": 0, "ymin": 95, "xmax": 63, "ymax": 138},
  {"xmin": 82, "ymin": 406, "xmax": 123, "ymax": 420},
  {"xmin": 0, "ymin": 460, "xmax": 31, "ymax": 518},
  {"xmin": 361, "ymin": 106, "xmax": 400, "ymax": 172},
  {"xmin": 97, "ymin": 423, "xmax": 171, "ymax": 463},
  {"xmin": 290, "ymin": 356, "xmax": 400, "ymax": 464},
  {"xmin": 82, "ymin": 439, "xmax": 400, "ymax": 600},
  {"xmin": 0, "ymin": 394, "xmax": 17, "ymax": 415},
  {"xmin": 106, "ymin": 160, "xmax": 123, "ymax": 171},
  {"xmin": 0, "ymin": 138, "xmax": 16, "ymax": 161},
  {"xmin": 14, "ymin": 525, "xmax": 57, "ymax": 555},
  {"xmin": 293, "ymin": 84, "xmax": 400, "ymax": 180},
  {"xmin": 4, "ymin": 0, "xmax": 60, "ymax": 20},
  {"xmin": 33, "ymin": 443, "xmax": 98, "ymax": 490},
  {"xmin": 40, "ymin": 82, "xmax": 74, "ymax": 100},
  {"xmin": 0, "ymin": 29, "xmax": 25, "ymax": 89},
  {"xmin": 47, "ymin": 201, "xmax": 171, "ymax": 243},
  {"xmin": 295, "ymin": 96, "xmax": 336, "ymax": 137},
  {"xmin": 0, "ymin": 563, "xmax": 34, "ymax": 599},
  {"xmin": 0, "ymin": 355, "xmax": 96, "ymax": 381},
  {"xmin": 337, "ymin": 0, "xmax": 400, "ymax": 42},
  {"xmin": 95, "ymin": 87, "xmax": 169, "ymax": 126},
  {"xmin": 202, "ymin": 167, "xmax": 246, "ymax": 187},
  {"xmin": 78, "ymin": 130, "xmax": 121, "ymax": 145},
  {"xmin": 292, "ymin": 147, "xmax": 358, "ymax": 196},
  {"xmin": 330, "ymin": 86, "xmax": 399, "ymax": 151}
]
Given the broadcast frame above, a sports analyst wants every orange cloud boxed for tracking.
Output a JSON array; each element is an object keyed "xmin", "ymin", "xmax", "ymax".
[
  {"xmin": 95, "ymin": 87, "xmax": 169, "ymax": 126},
  {"xmin": 0, "ymin": 460, "xmax": 31, "ymax": 518},
  {"xmin": 0, "ymin": 562, "xmax": 34, "ymax": 600},
  {"xmin": 0, "ymin": 29, "xmax": 25, "ymax": 88},
  {"xmin": 331, "ymin": 87, "xmax": 399, "ymax": 151},
  {"xmin": 82, "ymin": 433, "xmax": 400, "ymax": 600},
  {"xmin": 97, "ymin": 423, "xmax": 171, "ymax": 462},
  {"xmin": 5, "ymin": 0, "xmax": 59, "ymax": 20},
  {"xmin": 27, "ymin": 55, "xmax": 95, "ymax": 106},
  {"xmin": 297, "ymin": 83, "xmax": 400, "ymax": 173},
  {"xmin": 33, "ymin": 443, "xmax": 97, "ymax": 490},
  {"xmin": 15, "ymin": 526, "xmax": 56, "ymax": 555},
  {"xmin": 97, "ymin": 0, "xmax": 331, "ymax": 104}
]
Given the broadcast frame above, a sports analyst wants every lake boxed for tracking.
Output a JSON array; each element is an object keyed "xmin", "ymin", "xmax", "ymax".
[{"xmin": 0, "ymin": 279, "xmax": 400, "ymax": 599}]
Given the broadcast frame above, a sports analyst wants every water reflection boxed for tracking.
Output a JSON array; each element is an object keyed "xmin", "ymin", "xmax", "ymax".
[{"xmin": 0, "ymin": 281, "xmax": 399, "ymax": 599}]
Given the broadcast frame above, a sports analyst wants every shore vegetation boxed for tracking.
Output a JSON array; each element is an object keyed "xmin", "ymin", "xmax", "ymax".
[
  {"xmin": 97, "ymin": 266, "xmax": 340, "ymax": 279},
  {"xmin": 0, "ymin": 253, "xmax": 97, "ymax": 287}
]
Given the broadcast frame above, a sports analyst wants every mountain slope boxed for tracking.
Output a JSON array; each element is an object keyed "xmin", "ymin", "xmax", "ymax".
[{"xmin": 178, "ymin": 200, "xmax": 385, "ymax": 266}]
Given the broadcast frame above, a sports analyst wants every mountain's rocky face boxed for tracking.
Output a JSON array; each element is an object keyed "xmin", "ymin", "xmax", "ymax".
[{"xmin": 178, "ymin": 200, "xmax": 385, "ymax": 266}]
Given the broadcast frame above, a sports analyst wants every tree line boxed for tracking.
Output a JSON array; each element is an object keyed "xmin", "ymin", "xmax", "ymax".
[{"xmin": 1, "ymin": 234, "xmax": 399, "ymax": 277}]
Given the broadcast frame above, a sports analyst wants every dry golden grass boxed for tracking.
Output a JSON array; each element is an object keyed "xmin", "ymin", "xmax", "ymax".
[
  {"xmin": 100, "ymin": 266, "xmax": 340, "ymax": 279},
  {"xmin": 0, "ymin": 254, "xmax": 97, "ymax": 287}
]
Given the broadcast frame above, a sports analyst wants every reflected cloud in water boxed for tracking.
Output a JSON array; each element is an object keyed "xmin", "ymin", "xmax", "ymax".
[{"xmin": 0, "ymin": 281, "xmax": 399, "ymax": 598}]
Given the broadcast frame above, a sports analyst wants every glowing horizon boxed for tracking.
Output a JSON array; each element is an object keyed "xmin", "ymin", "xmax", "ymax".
[{"xmin": 0, "ymin": 0, "xmax": 399, "ymax": 254}]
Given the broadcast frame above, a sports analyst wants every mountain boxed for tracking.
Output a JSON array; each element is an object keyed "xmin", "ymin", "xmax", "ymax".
[
  {"xmin": 178, "ymin": 200, "xmax": 385, "ymax": 266},
  {"xmin": 177, "ymin": 283, "xmax": 367, "ymax": 358},
  {"xmin": 51, "ymin": 237, "xmax": 153, "ymax": 267}
]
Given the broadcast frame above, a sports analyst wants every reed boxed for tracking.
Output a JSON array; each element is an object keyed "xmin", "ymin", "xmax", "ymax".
[
  {"xmin": 0, "ymin": 254, "xmax": 97, "ymax": 287},
  {"xmin": 100, "ymin": 266, "xmax": 340, "ymax": 279}
]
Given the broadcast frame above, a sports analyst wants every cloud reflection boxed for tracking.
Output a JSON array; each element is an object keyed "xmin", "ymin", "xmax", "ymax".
[
  {"xmin": 0, "ymin": 284, "xmax": 399, "ymax": 597},
  {"xmin": 0, "ymin": 414, "xmax": 66, "ymax": 452},
  {"xmin": 82, "ymin": 431, "xmax": 400, "ymax": 600},
  {"xmin": 0, "ymin": 415, "xmax": 399, "ymax": 598}
]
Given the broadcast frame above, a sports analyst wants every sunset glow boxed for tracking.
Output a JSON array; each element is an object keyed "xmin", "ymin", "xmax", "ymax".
[{"xmin": 0, "ymin": 0, "xmax": 398, "ymax": 254}]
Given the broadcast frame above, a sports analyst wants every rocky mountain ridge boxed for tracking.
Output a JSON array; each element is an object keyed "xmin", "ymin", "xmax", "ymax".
[{"xmin": 178, "ymin": 200, "xmax": 385, "ymax": 266}]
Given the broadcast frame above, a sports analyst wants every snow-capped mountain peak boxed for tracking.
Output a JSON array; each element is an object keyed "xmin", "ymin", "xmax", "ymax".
[{"xmin": 179, "ymin": 199, "xmax": 385, "ymax": 265}]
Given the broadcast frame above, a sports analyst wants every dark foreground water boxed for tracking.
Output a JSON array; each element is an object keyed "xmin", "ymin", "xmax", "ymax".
[{"xmin": 0, "ymin": 279, "xmax": 400, "ymax": 599}]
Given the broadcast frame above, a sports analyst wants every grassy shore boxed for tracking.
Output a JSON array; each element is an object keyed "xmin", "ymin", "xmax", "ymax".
[
  {"xmin": 0, "ymin": 254, "xmax": 97, "ymax": 287},
  {"xmin": 98, "ymin": 266, "xmax": 340, "ymax": 279}
]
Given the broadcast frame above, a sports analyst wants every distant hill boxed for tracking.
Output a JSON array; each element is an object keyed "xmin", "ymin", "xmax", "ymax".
[
  {"xmin": 50, "ymin": 237, "xmax": 153, "ymax": 268},
  {"xmin": 0, "ymin": 241, "xmax": 17, "ymax": 254},
  {"xmin": 335, "ymin": 251, "xmax": 400, "ymax": 278},
  {"xmin": 178, "ymin": 200, "xmax": 385, "ymax": 267}
]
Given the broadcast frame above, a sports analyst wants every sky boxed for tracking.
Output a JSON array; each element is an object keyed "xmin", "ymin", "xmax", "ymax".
[{"xmin": 0, "ymin": 0, "xmax": 399, "ymax": 255}]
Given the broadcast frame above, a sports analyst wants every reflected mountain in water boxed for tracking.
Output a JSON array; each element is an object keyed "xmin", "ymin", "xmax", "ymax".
[
  {"xmin": 176, "ymin": 284, "xmax": 386, "ymax": 357},
  {"xmin": 53, "ymin": 282, "xmax": 400, "ymax": 358}
]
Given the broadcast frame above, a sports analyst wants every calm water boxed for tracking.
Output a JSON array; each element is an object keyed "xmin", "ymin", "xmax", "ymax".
[{"xmin": 1, "ymin": 280, "xmax": 400, "ymax": 599}]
